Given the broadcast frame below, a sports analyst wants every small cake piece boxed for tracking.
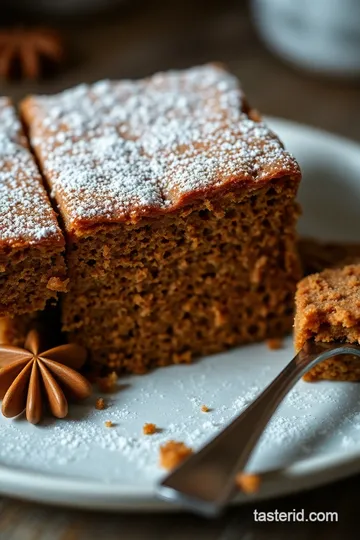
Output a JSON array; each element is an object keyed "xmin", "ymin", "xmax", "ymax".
[
  {"xmin": 201, "ymin": 405, "xmax": 210, "ymax": 412},
  {"xmin": 0, "ymin": 98, "xmax": 66, "ymax": 318},
  {"xmin": 266, "ymin": 337, "xmax": 283, "ymax": 350},
  {"xmin": 95, "ymin": 397, "xmax": 106, "ymax": 410},
  {"xmin": 159, "ymin": 440, "xmax": 193, "ymax": 470},
  {"xmin": 143, "ymin": 422, "xmax": 157, "ymax": 435},
  {"xmin": 294, "ymin": 264, "xmax": 360, "ymax": 381},
  {"xmin": 21, "ymin": 64, "xmax": 301, "ymax": 373},
  {"xmin": 235, "ymin": 472, "xmax": 261, "ymax": 494}
]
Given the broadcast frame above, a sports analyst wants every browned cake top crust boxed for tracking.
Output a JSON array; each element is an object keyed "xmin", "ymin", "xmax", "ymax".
[
  {"xmin": 0, "ymin": 98, "xmax": 64, "ymax": 251},
  {"xmin": 21, "ymin": 64, "xmax": 301, "ymax": 236}
]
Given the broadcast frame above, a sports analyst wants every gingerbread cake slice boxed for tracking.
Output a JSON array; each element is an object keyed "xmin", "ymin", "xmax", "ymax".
[
  {"xmin": 0, "ymin": 98, "xmax": 67, "ymax": 320},
  {"xmin": 21, "ymin": 64, "xmax": 302, "ymax": 373},
  {"xmin": 295, "ymin": 264, "xmax": 360, "ymax": 381}
]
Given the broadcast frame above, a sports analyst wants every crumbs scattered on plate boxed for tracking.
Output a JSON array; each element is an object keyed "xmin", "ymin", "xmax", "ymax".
[
  {"xmin": 266, "ymin": 338, "xmax": 283, "ymax": 350},
  {"xmin": 95, "ymin": 397, "xmax": 106, "ymax": 410},
  {"xmin": 143, "ymin": 423, "xmax": 157, "ymax": 435},
  {"xmin": 159, "ymin": 440, "xmax": 193, "ymax": 469},
  {"xmin": 235, "ymin": 472, "xmax": 261, "ymax": 493}
]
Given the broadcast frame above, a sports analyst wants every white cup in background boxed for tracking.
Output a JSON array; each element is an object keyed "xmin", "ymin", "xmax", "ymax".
[{"xmin": 251, "ymin": 0, "xmax": 360, "ymax": 76}]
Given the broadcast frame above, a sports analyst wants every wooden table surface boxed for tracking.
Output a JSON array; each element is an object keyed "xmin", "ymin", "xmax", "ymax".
[{"xmin": 1, "ymin": 1, "xmax": 360, "ymax": 538}]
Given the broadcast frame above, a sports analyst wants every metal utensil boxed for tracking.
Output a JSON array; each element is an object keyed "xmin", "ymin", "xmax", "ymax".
[{"xmin": 156, "ymin": 340, "xmax": 360, "ymax": 517}]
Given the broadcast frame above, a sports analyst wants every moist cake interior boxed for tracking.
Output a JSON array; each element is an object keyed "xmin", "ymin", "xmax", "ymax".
[{"xmin": 62, "ymin": 178, "xmax": 300, "ymax": 372}]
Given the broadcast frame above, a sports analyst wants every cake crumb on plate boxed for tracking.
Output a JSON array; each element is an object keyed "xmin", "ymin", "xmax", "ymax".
[
  {"xmin": 159, "ymin": 440, "xmax": 193, "ymax": 470},
  {"xmin": 266, "ymin": 338, "xmax": 283, "ymax": 350},
  {"xmin": 95, "ymin": 397, "xmax": 106, "ymax": 410},
  {"xmin": 143, "ymin": 423, "xmax": 157, "ymax": 435},
  {"xmin": 235, "ymin": 473, "xmax": 261, "ymax": 493},
  {"xmin": 104, "ymin": 421, "xmax": 113, "ymax": 428},
  {"xmin": 201, "ymin": 405, "xmax": 210, "ymax": 412}
]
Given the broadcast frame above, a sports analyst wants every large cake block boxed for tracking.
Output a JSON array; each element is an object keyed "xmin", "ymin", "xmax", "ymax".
[
  {"xmin": 21, "ymin": 64, "xmax": 302, "ymax": 373},
  {"xmin": 0, "ymin": 98, "xmax": 67, "ymax": 319}
]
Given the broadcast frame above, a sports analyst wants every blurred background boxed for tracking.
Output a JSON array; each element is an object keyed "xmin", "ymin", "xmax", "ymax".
[{"xmin": 0, "ymin": 0, "xmax": 359, "ymax": 140}]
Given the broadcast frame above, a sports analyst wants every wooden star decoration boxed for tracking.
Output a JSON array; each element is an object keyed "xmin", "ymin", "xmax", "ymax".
[{"xmin": 0, "ymin": 329, "xmax": 92, "ymax": 424}]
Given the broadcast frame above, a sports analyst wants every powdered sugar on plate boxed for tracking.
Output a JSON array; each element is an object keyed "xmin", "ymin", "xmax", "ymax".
[{"xmin": 1, "ymin": 336, "xmax": 360, "ymax": 488}]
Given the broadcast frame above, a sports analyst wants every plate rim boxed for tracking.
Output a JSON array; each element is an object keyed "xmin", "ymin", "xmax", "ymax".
[{"xmin": 1, "ymin": 445, "xmax": 360, "ymax": 511}]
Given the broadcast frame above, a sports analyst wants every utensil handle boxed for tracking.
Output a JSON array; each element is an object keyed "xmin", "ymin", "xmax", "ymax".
[{"xmin": 157, "ymin": 341, "xmax": 360, "ymax": 516}]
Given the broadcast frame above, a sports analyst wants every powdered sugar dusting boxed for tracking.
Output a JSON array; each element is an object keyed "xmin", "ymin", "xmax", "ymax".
[
  {"xmin": 0, "ymin": 338, "xmax": 359, "ymax": 489},
  {"xmin": 0, "ymin": 98, "xmax": 61, "ymax": 247},
  {"xmin": 24, "ymin": 65, "xmax": 300, "ymax": 232}
]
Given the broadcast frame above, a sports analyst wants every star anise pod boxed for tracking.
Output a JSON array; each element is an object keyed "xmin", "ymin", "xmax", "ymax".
[
  {"xmin": 0, "ymin": 27, "xmax": 64, "ymax": 80},
  {"xmin": 0, "ymin": 329, "xmax": 92, "ymax": 424}
]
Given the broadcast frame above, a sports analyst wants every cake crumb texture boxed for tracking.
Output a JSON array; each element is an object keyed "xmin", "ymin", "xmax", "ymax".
[
  {"xmin": 143, "ymin": 423, "xmax": 157, "ymax": 435},
  {"xmin": 236, "ymin": 472, "xmax": 261, "ymax": 494},
  {"xmin": 95, "ymin": 398, "xmax": 105, "ymax": 410},
  {"xmin": 303, "ymin": 357, "xmax": 360, "ymax": 382},
  {"xmin": 295, "ymin": 264, "xmax": 360, "ymax": 381},
  {"xmin": 159, "ymin": 440, "xmax": 193, "ymax": 470},
  {"xmin": 63, "ymin": 179, "xmax": 301, "ymax": 373},
  {"xmin": 46, "ymin": 276, "xmax": 69, "ymax": 292}
]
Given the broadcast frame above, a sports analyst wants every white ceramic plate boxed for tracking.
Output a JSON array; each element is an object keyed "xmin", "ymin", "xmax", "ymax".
[{"xmin": 1, "ymin": 118, "xmax": 360, "ymax": 511}]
